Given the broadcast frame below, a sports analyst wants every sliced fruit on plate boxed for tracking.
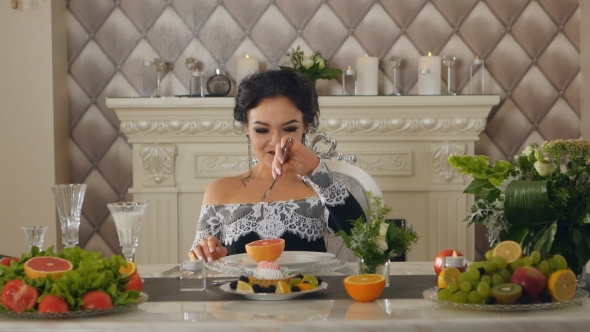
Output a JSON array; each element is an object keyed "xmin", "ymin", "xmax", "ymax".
[
  {"xmin": 245, "ymin": 238, "xmax": 285, "ymax": 262},
  {"xmin": 492, "ymin": 240, "xmax": 522, "ymax": 264},
  {"xmin": 1, "ymin": 279, "xmax": 38, "ymax": 312},
  {"xmin": 24, "ymin": 256, "xmax": 73, "ymax": 280},
  {"xmin": 548, "ymin": 269, "xmax": 577, "ymax": 302},
  {"xmin": 275, "ymin": 280, "xmax": 291, "ymax": 294},
  {"xmin": 119, "ymin": 260, "xmax": 137, "ymax": 276},
  {"xmin": 0, "ymin": 256, "xmax": 19, "ymax": 267},
  {"xmin": 437, "ymin": 267, "xmax": 460, "ymax": 289},
  {"xmin": 236, "ymin": 280, "xmax": 254, "ymax": 293},
  {"xmin": 343, "ymin": 274, "xmax": 386, "ymax": 302}
]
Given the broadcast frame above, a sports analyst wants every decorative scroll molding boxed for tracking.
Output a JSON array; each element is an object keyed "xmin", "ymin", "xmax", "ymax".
[
  {"xmin": 354, "ymin": 153, "xmax": 412, "ymax": 176},
  {"xmin": 430, "ymin": 142, "xmax": 466, "ymax": 181},
  {"xmin": 120, "ymin": 118, "xmax": 486, "ymax": 136},
  {"xmin": 120, "ymin": 120, "xmax": 243, "ymax": 135},
  {"xmin": 196, "ymin": 155, "xmax": 250, "ymax": 177},
  {"xmin": 320, "ymin": 118, "xmax": 487, "ymax": 134},
  {"xmin": 139, "ymin": 144, "xmax": 177, "ymax": 186}
]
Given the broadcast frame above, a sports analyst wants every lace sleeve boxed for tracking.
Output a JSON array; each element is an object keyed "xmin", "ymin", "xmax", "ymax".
[
  {"xmin": 301, "ymin": 159, "xmax": 349, "ymax": 206},
  {"xmin": 191, "ymin": 205, "xmax": 223, "ymax": 249}
]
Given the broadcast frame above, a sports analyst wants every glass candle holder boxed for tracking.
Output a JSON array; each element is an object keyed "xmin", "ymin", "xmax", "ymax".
[
  {"xmin": 470, "ymin": 56, "xmax": 485, "ymax": 94},
  {"xmin": 184, "ymin": 58, "xmax": 197, "ymax": 96},
  {"xmin": 442, "ymin": 55, "xmax": 456, "ymax": 95},
  {"xmin": 342, "ymin": 66, "xmax": 356, "ymax": 96},
  {"xmin": 389, "ymin": 56, "xmax": 402, "ymax": 96}
]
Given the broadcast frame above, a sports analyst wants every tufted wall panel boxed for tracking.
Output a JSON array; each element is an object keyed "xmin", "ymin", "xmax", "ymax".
[{"xmin": 66, "ymin": 0, "xmax": 580, "ymax": 259}]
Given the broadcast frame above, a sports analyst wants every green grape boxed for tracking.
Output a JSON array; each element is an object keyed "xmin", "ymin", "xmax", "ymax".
[
  {"xmin": 480, "ymin": 275, "xmax": 491, "ymax": 285},
  {"xmin": 470, "ymin": 280, "xmax": 479, "ymax": 289},
  {"xmin": 552, "ymin": 254, "xmax": 568, "ymax": 270},
  {"xmin": 451, "ymin": 291, "xmax": 469, "ymax": 303},
  {"xmin": 477, "ymin": 281, "xmax": 490, "ymax": 298},
  {"xmin": 491, "ymin": 274, "xmax": 504, "ymax": 286},
  {"xmin": 468, "ymin": 290, "xmax": 482, "ymax": 304},
  {"xmin": 499, "ymin": 269, "xmax": 512, "ymax": 282},
  {"xmin": 511, "ymin": 258, "xmax": 524, "ymax": 270},
  {"xmin": 485, "ymin": 250, "xmax": 494, "ymax": 261},
  {"xmin": 483, "ymin": 261, "xmax": 498, "ymax": 273},
  {"xmin": 491, "ymin": 256, "xmax": 508, "ymax": 270},
  {"xmin": 438, "ymin": 289, "xmax": 453, "ymax": 301},
  {"xmin": 447, "ymin": 282, "xmax": 459, "ymax": 293},
  {"xmin": 523, "ymin": 256, "xmax": 534, "ymax": 267},
  {"xmin": 467, "ymin": 263, "xmax": 480, "ymax": 274},
  {"xmin": 459, "ymin": 281, "xmax": 473, "ymax": 292},
  {"xmin": 538, "ymin": 260, "xmax": 550, "ymax": 274},
  {"xmin": 467, "ymin": 269, "xmax": 480, "ymax": 281},
  {"xmin": 530, "ymin": 251, "xmax": 542, "ymax": 265},
  {"xmin": 458, "ymin": 272, "xmax": 470, "ymax": 283},
  {"xmin": 549, "ymin": 258, "xmax": 557, "ymax": 270}
]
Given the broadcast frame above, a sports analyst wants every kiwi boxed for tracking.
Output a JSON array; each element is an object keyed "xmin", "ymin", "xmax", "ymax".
[{"xmin": 490, "ymin": 283, "xmax": 523, "ymax": 305}]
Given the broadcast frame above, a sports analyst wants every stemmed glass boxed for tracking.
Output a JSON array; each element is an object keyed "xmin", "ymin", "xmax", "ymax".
[
  {"xmin": 442, "ymin": 56, "xmax": 456, "ymax": 95},
  {"xmin": 153, "ymin": 58, "xmax": 166, "ymax": 98},
  {"xmin": 22, "ymin": 226, "xmax": 48, "ymax": 251},
  {"xmin": 51, "ymin": 184, "xmax": 87, "ymax": 248},
  {"xmin": 107, "ymin": 202, "xmax": 148, "ymax": 262},
  {"xmin": 389, "ymin": 56, "xmax": 402, "ymax": 96},
  {"xmin": 185, "ymin": 58, "xmax": 196, "ymax": 96}
]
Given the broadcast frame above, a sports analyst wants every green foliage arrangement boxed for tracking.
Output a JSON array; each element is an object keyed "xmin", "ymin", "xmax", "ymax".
[
  {"xmin": 337, "ymin": 192, "xmax": 419, "ymax": 274},
  {"xmin": 279, "ymin": 46, "xmax": 342, "ymax": 84},
  {"xmin": 448, "ymin": 139, "xmax": 590, "ymax": 274}
]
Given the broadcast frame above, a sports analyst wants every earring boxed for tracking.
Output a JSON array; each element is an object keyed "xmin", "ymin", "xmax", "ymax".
[
  {"xmin": 239, "ymin": 135, "xmax": 253, "ymax": 188},
  {"xmin": 302, "ymin": 134, "xmax": 307, "ymax": 146}
]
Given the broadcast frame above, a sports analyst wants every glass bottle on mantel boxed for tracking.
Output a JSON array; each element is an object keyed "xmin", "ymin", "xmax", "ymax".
[
  {"xmin": 470, "ymin": 56, "xmax": 485, "ymax": 95},
  {"xmin": 206, "ymin": 69, "xmax": 231, "ymax": 97}
]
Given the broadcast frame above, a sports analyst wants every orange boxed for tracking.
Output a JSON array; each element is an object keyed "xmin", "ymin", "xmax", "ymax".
[
  {"xmin": 245, "ymin": 238, "xmax": 285, "ymax": 262},
  {"xmin": 118, "ymin": 261, "xmax": 137, "ymax": 276},
  {"xmin": 24, "ymin": 257, "xmax": 73, "ymax": 280},
  {"xmin": 492, "ymin": 240, "xmax": 522, "ymax": 264},
  {"xmin": 437, "ymin": 267, "xmax": 460, "ymax": 289},
  {"xmin": 343, "ymin": 274, "xmax": 386, "ymax": 302},
  {"xmin": 236, "ymin": 280, "xmax": 254, "ymax": 293},
  {"xmin": 297, "ymin": 283, "xmax": 316, "ymax": 292},
  {"xmin": 276, "ymin": 280, "xmax": 291, "ymax": 294},
  {"xmin": 548, "ymin": 269, "xmax": 576, "ymax": 302}
]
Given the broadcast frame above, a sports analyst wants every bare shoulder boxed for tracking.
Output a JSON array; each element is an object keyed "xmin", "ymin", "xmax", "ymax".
[{"xmin": 202, "ymin": 176, "xmax": 244, "ymax": 205}]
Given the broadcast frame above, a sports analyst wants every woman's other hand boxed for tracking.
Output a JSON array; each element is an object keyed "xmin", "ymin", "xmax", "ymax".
[
  {"xmin": 189, "ymin": 236, "xmax": 228, "ymax": 262},
  {"xmin": 272, "ymin": 136, "xmax": 319, "ymax": 179}
]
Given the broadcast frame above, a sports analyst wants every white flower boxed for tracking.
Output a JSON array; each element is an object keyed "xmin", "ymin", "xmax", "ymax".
[
  {"xmin": 534, "ymin": 161, "xmax": 557, "ymax": 176},
  {"xmin": 522, "ymin": 146, "xmax": 534, "ymax": 156},
  {"xmin": 379, "ymin": 223, "xmax": 388, "ymax": 238},
  {"xmin": 376, "ymin": 239, "xmax": 388, "ymax": 253},
  {"xmin": 302, "ymin": 59, "xmax": 314, "ymax": 69},
  {"xmin": 315, "ymin": 58, "xmax": 325, "ymax": 69}
]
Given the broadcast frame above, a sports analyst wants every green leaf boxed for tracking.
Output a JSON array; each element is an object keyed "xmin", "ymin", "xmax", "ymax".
[
  {"xmin": 464, "ymin": 178, "xmax": 494, "ymax": 195},
  {"xmin": 530, "ymin": 222, "xmax": 557, "ymax": 256},
  {"xmin": 335, "ymin": 230, "xmax": 351, "ymax": 249},
  {"xmin": 499, "ymin": 225, "xmax": 529, "ymax": 244},
  {"xmin": 385, "ymin": 222, "xmax": 398, "ymax": 247},
  {"xmin": 504, "ymin": 180, "xmax": 555, "ymax": 225},
  {"xmin": 573, "ymin": 229, "xmax": 590, "ymax": 275}
]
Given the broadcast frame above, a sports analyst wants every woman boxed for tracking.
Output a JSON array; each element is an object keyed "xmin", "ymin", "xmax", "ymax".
[{"xmin": 189, "ymin": 70, "xmax": 365, "ymax": 262}]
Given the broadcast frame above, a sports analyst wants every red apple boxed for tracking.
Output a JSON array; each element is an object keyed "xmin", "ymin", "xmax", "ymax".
[
  {"xmin": 0, "ymin": 257, "xmax": 19, "ymax": 267},
  {"xmin": 434, "ymin": 249, "xmax": 464, "ymax": 275},
  {"xmin": 510, "ymin": 266, "xmax": 547, "ymax": 302}
]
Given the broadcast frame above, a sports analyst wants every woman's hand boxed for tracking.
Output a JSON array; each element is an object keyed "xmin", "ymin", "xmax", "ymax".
[
  {"xmin": 189, "ymin": 236, "xmax": 228, "ymax": 262},
  {"xmin": 272, "ymin": 136, "xmax": 320, "ymax": 179}
]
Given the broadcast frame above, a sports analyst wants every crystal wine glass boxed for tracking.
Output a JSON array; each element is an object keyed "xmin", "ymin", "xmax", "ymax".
[
  {"xmin": 107, "ymin": 202, "xmax": 148, "ymax": 262},
  {"xmin": 442, "ymin": 56, "xmax": 456, "ymax": 95},
  {"xmin": 184, "ymin": 58, "xmax": 196, "ymax": 96},
  {"xmin": 51, "ymin": 184, "xmax": 87, "ymax": 248},
  {"xmin": 22, "ymin": 226, "xmax": 48, "ymax": 251},
  {"xmin": 153, "ymin": 58, "xmax": 165, "ymax": 98},
  {"xmin": 389, "ymin": 56, "xmax": 402, "ymax": 96}
]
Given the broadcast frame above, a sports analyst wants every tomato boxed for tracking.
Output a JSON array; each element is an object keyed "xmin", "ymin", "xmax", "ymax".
[
  {"xmin": 1, "ymin": 279, "xmax": 38, "ymax": 312},
  {"xmin": 123, "ymin": 273, "xmax": 143, "ymax": 292},
  {"xmin": 80, "ymin": 290, "xmax": 113, "ymax": 310},
  {"xmin": 0, "ymin": 257, "xmax": 20, "ymax": 267},
  {"xmin": 38, "ymin": 295, "xmax": 69, "ymax": 313},
  {"xmin": 434, "ymin": 249, "xmax": 464, "ymax": 275}
]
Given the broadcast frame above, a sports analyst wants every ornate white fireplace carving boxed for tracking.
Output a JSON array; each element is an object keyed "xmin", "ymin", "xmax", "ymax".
[{"xmin": 107, "ymin": 95, "xmax": 499, "ymax": 264}]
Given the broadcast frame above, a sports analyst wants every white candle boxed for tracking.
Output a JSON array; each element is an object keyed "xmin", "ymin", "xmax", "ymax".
[
  {"xmin": 237, "ymin": 54, "xmax": 259, "ymax": 84},
  {"xmin": 418, "ymin": 52, "xmax": 441, "ymax": 95},
  {"xmin": 143, "ymin": 57, "xmax": 153, "ymax": 67},
  {"xmin": 356, "ymin": 55, "xmax": 379, "ymax": 95}
]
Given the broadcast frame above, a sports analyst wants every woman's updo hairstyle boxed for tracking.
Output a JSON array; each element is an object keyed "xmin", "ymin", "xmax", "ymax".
[{"xmin": 234, "ymin": 70, "xmax": 319, "ymax": 133}]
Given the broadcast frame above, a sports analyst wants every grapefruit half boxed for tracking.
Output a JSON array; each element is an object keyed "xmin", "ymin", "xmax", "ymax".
[
  {"xmin": 24, "ymin": 257, "xmax": 73, "ymax": 280},
  {"xmin": 245, "ymin": 238, "xmax": 285, "ymax": 262}
]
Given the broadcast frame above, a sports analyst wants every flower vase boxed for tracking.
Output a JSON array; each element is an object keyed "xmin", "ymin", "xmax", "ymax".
[
  {"xmin": 359, "ymin": 258, "xmax": 390, "ymax": 287},
  {"xmin": 577, "ymin": 263, "xmax": 587, "ymax": 288}
]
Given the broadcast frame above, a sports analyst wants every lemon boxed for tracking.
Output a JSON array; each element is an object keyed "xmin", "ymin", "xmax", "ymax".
[
  {"xmin": 492, "ymin": 240, "xmax": 522, "ymax": 264},
  {"xmin": 276, "ymin": 280, "xmax": 291, "ymax": 294},
  {"xmin": 236, "ymin": 280, "xmax": 254, "ymax": 293},
  {"xmin": 437, "ymin": 267, "xmax": 461, "ymax": 289},
  {"xmin": 548, "ymin": 269, "xmax": 576, "ymax": 302}
]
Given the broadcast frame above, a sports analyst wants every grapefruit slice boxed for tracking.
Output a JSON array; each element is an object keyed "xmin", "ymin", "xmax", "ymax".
[
  {"xmin": 245, "ymin": 238, "xmax": 285, "ymax": 262},
  {"xmin": 24, "ymin": 257, "xmax": 73, "ymax": 280}
]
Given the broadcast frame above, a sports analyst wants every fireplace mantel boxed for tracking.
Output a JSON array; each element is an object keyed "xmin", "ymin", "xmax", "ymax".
[{"xmin": 107, "ymin": 95, "xmax": 499, "ymax": 264}]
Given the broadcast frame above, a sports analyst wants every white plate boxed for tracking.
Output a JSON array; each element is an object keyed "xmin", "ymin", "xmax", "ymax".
[
  {"xmin": 220, "ymin": 282, "xmax": 328, "ymax": 301},
  {"xmin": 218, "ymin": 251, "xmax": 335, "ymax": 271}
]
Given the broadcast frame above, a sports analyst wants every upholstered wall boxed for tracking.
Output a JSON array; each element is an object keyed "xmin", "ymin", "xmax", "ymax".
[{"xmin": 66, "ymin": 0, "xmax": 580, "ymax": 259}]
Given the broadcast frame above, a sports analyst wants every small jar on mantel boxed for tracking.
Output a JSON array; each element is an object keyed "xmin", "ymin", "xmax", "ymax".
[{"xmin": 206, "ymin": 69, "xmax": 231, "ymax": 97}]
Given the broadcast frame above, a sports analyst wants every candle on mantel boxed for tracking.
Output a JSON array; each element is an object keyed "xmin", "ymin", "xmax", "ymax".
[
  {"xmin": 236, "ymin": 54, "xmax": 259, "ymax": 84},
  {"xmin": 356, "ymin": 54, "xmax": 378, "ymax": 95},
  {"xmin": 418, "ymin": 52, "xmax": 441, "ymax": 95}
]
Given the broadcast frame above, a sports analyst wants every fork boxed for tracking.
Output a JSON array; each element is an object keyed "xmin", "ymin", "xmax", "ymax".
[{"xmin": 260, "ymin": 137, "xmax": 292, "ymax": 218}]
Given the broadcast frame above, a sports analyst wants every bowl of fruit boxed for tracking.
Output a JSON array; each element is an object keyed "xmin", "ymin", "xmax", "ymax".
[{"xmin": 424, "ymin": 241, "xmax": 588, "ymax": 311}]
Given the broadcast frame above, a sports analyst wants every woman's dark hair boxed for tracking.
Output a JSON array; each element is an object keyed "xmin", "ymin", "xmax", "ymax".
[{"xmin": 234, "ymin": 70, "xmax": 319, "ymax": 133}]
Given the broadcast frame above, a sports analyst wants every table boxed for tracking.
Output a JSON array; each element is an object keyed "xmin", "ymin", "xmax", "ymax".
[{"xmin": 1, "ymin": 262, "xmax": 589, "ymax": 331}]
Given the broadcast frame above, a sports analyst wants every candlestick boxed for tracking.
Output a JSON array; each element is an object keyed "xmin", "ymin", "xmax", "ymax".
[
  {"xmin": 237, "ymin": 54, "xmax": 259, "ymax": 85},
  {"xmin": 356, "ymin": 55, "xmax": 378, "ymax": 95},
  {"xmin": 418, "ymin": 52, "xmax": 441, "ymax": 95},
  {"xmin": 442, "ymin": 252, "xmax": 467, "ymax": 271}
]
